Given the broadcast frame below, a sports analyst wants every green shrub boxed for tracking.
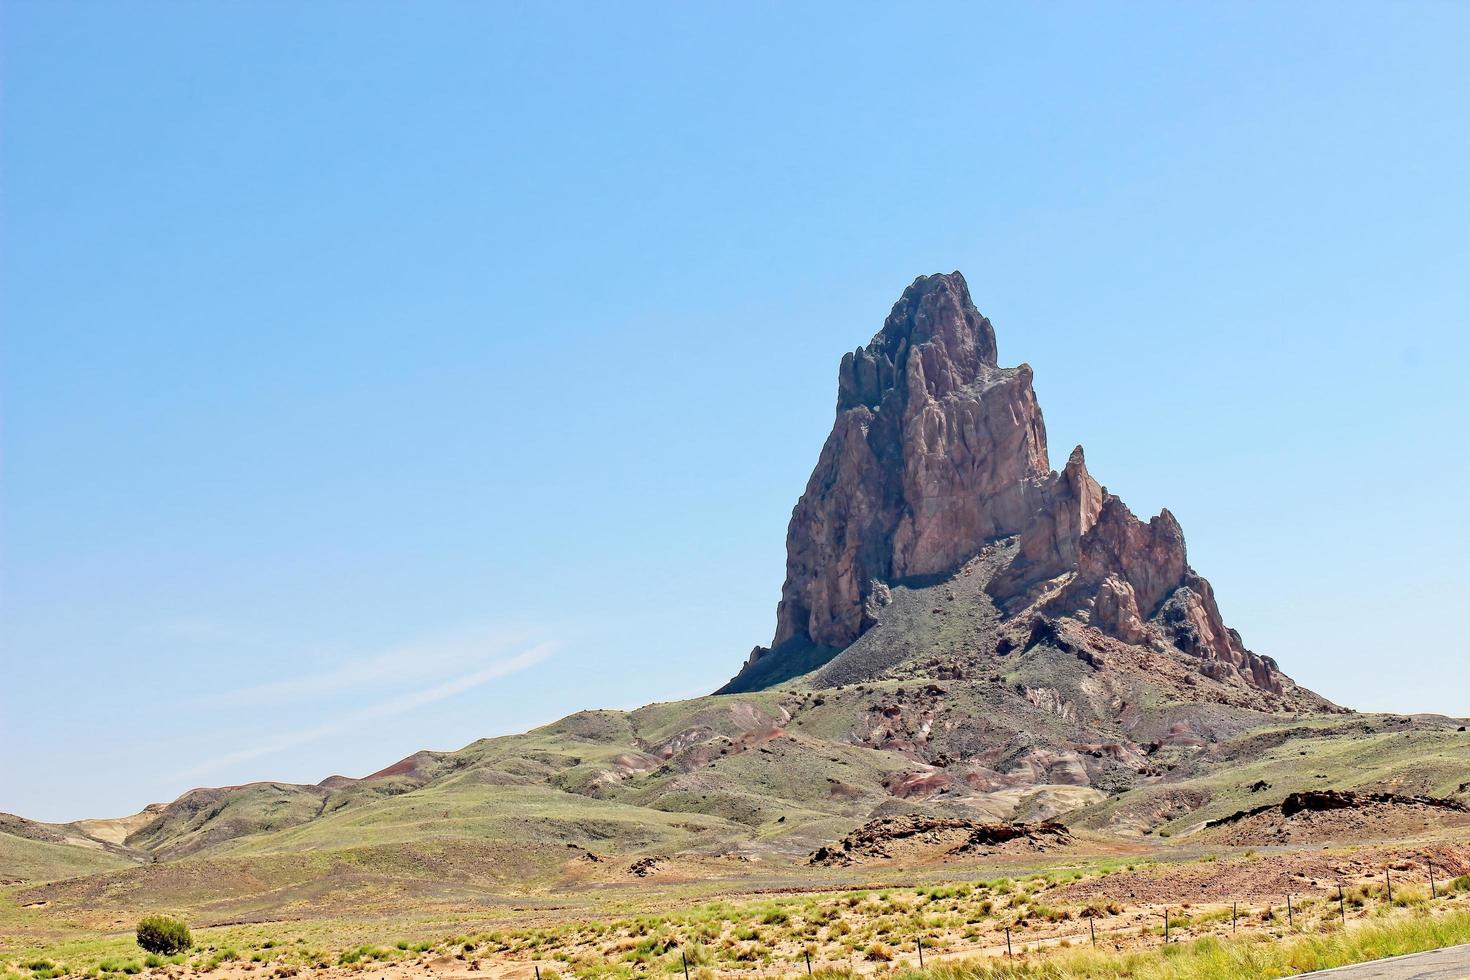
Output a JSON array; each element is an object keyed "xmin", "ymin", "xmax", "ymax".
[
  {"xmin": 201, "ymin": 949, "xmax": 237, "ymax": 971},
  {"xmin": 136, "ymin": 916, "xmax": 192, "ymax": 955}
]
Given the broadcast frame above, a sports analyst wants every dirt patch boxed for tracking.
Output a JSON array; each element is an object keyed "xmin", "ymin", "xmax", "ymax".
[
  {"xmin": 809, "ymin": 815, "xmax": 1073, "ymax": 866},
  {"xmin": 1058, "ymin": 842, "xmax": 1470, "ymax": 904}
]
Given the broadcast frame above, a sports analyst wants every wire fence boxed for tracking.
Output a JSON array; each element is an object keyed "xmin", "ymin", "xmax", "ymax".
[
  {"xmin": 762, "ymin": 857, "xmax": 1466, "ymax": 975},
  {"xmin": 508, "ymin": 858, "xmax": 1466, "ymax": 978}
]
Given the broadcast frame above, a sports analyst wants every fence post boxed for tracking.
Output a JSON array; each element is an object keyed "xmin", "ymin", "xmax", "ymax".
[
  {"xmin": 1386, "ymin": 869, "xmax": 1393, "ymax": 904},
  {"xmin": 804, "ymin": 949, "xmax": 812, "ymax": 975},
  {"xmin": 1005, "ymin": 927, "xmax": 1012, "ymax": 957},
  {"xmin": 1339, "ymin": 883, "xmax": 1346, "ymax": 924},
  {"xmin": 1287, "ymin": 894, "xmax": 1294, "ymax": 929},
  {"xmin": 1429, "ymin": 860, "xmax": 1437, "ymax": 899},
  {"xmin": 1164, "ymin": 908, "xmax": 1169, "ymax": 942},
  {"xmin": 534, "ymin": 967, "xmax": 541, "ymax": 980},
  {"xmin": 1090, "ymin": 917, "xmax": 1096, "ymax": 946},
  {"xmin": 1232, "ymin": 901, "xmax": 1237, "ymax": 933}
]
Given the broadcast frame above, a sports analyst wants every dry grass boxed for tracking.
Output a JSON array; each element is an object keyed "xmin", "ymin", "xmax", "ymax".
[
  {"xmin": 884, "ymin": 907, "xmax": 1470, "ymax": 978},
  {"xmin": 9, "ymin": 854, "xmax": 1470, "ymax": 979}
]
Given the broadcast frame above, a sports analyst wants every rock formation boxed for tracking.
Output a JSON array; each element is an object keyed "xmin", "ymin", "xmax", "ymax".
[
  {"xmin": 771, "ymin": 272, "xmax": 1048, "ymax": 651},
  {"xmin": 808, "ymin": 814, "xmax": 1073, "ymax": 866},
  {"xmin": 730, "ymin": 271, "xmax": 1308, "ymax": 701}
]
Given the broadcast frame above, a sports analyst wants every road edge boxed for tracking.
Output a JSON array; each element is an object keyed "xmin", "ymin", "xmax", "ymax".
[{"xmin": 1297, "ymin": 941, "xmax": 1470, "ymax": 976}]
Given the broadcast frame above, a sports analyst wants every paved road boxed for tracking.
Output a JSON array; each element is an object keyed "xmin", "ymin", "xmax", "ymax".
[{"xmin": 1302, "ymin": 944, "xmax": 1470, "ymax": 979}]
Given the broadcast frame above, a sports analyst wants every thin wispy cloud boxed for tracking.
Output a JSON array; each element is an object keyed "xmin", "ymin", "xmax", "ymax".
[
  {"xmin": 195, "ymin": 625, "xmax": 540, "ymax": 708},
  {"xmin": 171, "ymin": 641, "xmax": 554, "ymax": 782}
]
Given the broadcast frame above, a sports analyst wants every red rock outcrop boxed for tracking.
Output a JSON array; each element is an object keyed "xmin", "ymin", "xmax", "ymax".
[
  {"xmin": 770, "ymin": 272, "xmax": 1049, "ymax": 650},
  {"xmin": 731, "ymin": 271, "xmax": 1311, "ymax": 702},
  {"xmin": 987, "ymin": 446, "xmax": 1104, "ymax": 599},
  {"xmin": 987, "ymin": 444, "xmax": 1291, "ymax": 693}
]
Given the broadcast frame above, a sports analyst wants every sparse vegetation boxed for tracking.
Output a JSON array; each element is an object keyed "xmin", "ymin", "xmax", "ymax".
[
  {"xmin": 892, "ymin": 908, "xmax": 1470, "ymax": 978},
  {"xmin": 12, "ymin": 836, "xmax": 1469, "ymax": 980}
]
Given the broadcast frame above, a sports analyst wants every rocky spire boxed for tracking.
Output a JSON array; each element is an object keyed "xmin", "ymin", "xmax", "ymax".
[
  {"xmin": 730, "ymin": 271, "xmax": 1309, "ymax": 702},
  {"xmin": 771, "ymin": 272, "xmax": 1050, "ymax": 650}
]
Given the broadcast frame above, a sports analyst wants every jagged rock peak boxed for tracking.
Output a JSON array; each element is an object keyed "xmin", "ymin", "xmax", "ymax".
[
  {"xmin": 985, "ymin": 445, "xmax": 1296, "ymax": 695},
  {"xmin": 837, "ymin": 272, "xmax": 999, "ymax": 412},
  {"xmin": 768, "ymin": 272, "xmax": 1049, "ymax": 654},
  {"xmin": 725, "ymin": 271, "xmax": 1323, "ymax": 706}
]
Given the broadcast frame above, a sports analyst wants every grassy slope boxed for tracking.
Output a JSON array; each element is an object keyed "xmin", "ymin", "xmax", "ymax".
[
  {"xmin": 8, "ymin": 687, "xmax": 1464, "ymax": 934},
  {"xmin": 1077, "ymin": 713, "xmax": 1470, "ymax": 837},
  {"xmin": 125, "ymin": 784, "xmax": 330, "ymax": 860},
  {"xmin": 215, "ymin": 781, "xmax": 744, "ymax": 856},
  {"xmin": 22, "ymin": 678, "xmax": 1460, "ymax": 893},
  {"xmin": 17, "ymin": 701, "xmax": 1464, "ymax": 939},
  {"xmin": 0, "ymin": 832, "xmax": 135, "ymax": 884}
]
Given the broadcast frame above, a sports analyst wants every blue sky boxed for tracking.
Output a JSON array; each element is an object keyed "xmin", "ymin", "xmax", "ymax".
[{"xmin": 2, "ymin": 2, "xmax": 1467, "ymax": 823}]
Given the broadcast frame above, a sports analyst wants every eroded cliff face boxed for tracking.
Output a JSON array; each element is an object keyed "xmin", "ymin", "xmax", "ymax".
[
  {"xmin": 772, "ymin": 272, "xmax": 1049, "ymax": 650},
  {"xmin": 732, "ymin": 271, "xmax": 1310, "ymax": 703},
  {"xmin": 990, "ymin": 446, "xmax": 1289, "ymax": 694}
]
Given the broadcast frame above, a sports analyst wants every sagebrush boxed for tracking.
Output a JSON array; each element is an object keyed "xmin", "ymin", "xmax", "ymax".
[{"xmin": 135, "ymin": 916, "xmax": 192, "ymax": 955}]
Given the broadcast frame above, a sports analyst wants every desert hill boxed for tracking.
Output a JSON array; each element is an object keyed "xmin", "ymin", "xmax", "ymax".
[{"xmin": 3, "ymin": 693, "xmax": 1467, "ymax": 927}]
